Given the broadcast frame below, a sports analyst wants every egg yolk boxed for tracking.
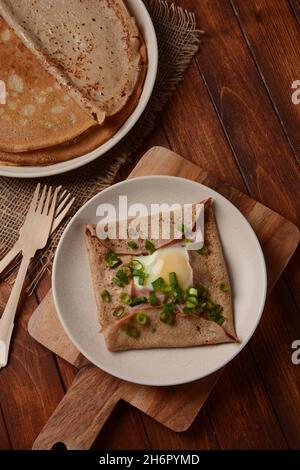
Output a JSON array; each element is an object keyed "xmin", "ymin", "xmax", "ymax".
[{"xmin": 151, "ymin": 251, "xmax": 191, "ymax": 289}]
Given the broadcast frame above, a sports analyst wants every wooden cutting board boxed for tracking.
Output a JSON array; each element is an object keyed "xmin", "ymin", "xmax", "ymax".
[{"xmin": 29, "ymin": 146, "xmax": 299, "ymax": 450}]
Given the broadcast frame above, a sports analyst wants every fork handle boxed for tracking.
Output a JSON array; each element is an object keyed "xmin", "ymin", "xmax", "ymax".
[
  {"xmin": 0, "ymin": 242, "xmax": 21, "ymax": 277},
  {"xmin": 0, "ymin": 255, "xmax": 31, "ymax": 367}
]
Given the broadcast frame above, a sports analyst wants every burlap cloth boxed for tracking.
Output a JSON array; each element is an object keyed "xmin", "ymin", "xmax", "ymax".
[{"xmin": 0, "ymin": 0, "xmax": 201, "ymax": 291}]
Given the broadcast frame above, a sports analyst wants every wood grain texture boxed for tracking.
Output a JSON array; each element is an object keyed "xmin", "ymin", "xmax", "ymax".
[
  {"xmin": 2, "ymin": 0, "xmax": 300, "ymax": 450},
  {"xmin": 29, "ymin": 147, "xmax": 298, "ymax": 450},
  {"xmin": 0, "ymin": 281, "xmax": 65, "ymax": 449},
  {"xmin": 189, "ymin": 0, "xmax": 300, "ymax": 224},
  {"xmin": 179, "ymin": 0, "xmax": 300, "ymax": 448},
  {"xmin": 232, "ymin": 0, "xmax": 300, "ymax": 162}
]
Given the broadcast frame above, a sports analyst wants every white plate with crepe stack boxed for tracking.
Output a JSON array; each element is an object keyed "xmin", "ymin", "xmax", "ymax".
[{"xmin": 0, "ymin": 0, "xmax": 158, "ymax": 178}]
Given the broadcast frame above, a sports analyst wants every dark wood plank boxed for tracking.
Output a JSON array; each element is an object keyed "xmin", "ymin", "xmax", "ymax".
[
  {"xmin": 164, "ymin": 0, "xmax": 300, "ymax": 449},
  {"xmin": 160, "ymin": 60, "xmax": 245, "ymax": 191},
  {"xmin": 0, "ymin": 406, "xmax": 11, "ymax": 450},
  {"xmin": 141, "ymin": 408, "xmax": 220, "ymax": 450},
  {"xmin": 0, "ymin": 281, "xmax": 65, "ymax": 449},
  {"xmin": 232, "ymin": 0, "xmax": 300, "ymax": 163},
  {"xmin": 93, "ymin": 402, "xmax": 151, "ymax": 450},
  {"xmin": 205, "ymin": 348, "xmax": 288, "ymax": 449},
  {"xmin": 188, "ymin": 0, "xmax": 300, "ymax": 224},
  {"xmin": 251, "ymin": 280, "xmax": 300, "ymax": 449}
]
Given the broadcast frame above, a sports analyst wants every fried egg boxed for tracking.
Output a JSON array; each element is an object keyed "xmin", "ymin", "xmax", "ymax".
[{"xmin": 133, "ymin": 246, "xmax": 193, "ymax": 291}]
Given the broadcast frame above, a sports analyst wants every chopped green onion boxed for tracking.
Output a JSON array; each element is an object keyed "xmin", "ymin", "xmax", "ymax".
[
  {"xmin": 123, "ymin": 324, "xmax": 139, "ymax": 338},
  {"xmin": 138, "ymin": 273, "xmax": 148, "ymax": 286},
  {"xmin": 112, "ymin": 269, "xmax": 130, "ymax": 287},
  {"xmin": 113, "ymin": 306, "xmax": 125, "ymax": 318},
  {"xmin": 219, "ymin": 282, "xmax": 229, "ymax": 292},
  {"xmin": 135, "ymin": 312, "xmax": 149, "ymax": 326},
  {"xmin": 151, "ymin": 277, "xmax": 172, "ymax": 293},
  {"xmin": 130, "ymin": 260, "xmax": 145, "ymax": 276},
  {"xmin": 183, "ymin": 306, "xmax": 191, "ymax": 315},
  {"xmin": 216, "ymin": 317, "xmax": 225, "ymax": 326},
  {"xmin": 171, "ymin": 286, "xmax": 183, "ymax": 304},
  {"xmin": 119, "ymin": 292, "xmax": 132, "ymax": 305},
  {"xmin": 160, "ymin": 307, "xmax": 175, "ymax": 326},
  {"xmin": 149, "ymin": 292, "xmax": 156, "ymax": 306},
  {"xmin": 186, "ymin": 296, "xmax": 198, "ymax": 309},
  {"xmin": 163, "ymin": 303, "xmax": 174, "ymax": 314},
  {"xmin": 187, "ymin": 287, "xmax": 198, "ymax": 297},
  {"xmin": 127, "ymin": 240, "xmax": 138, "ymax": 250},
  {"xmin": 101, "ymin": 289, "xmax": 111, "ymax": 303},
  {"xmin": 169, "ymin": 272, "xmax": 179, "ymax": 288},
  {"xmin": 104, "ymin": 251, "xmax": 122, "ymax": 268},
  {"xmin": 197, "ymin": 244, "xmax": 209, "ymax": 256},
  {"xmin": 131, "ymin": 296, "xmax": 148, "ymax": 306},
  {"xmin": 197, "ymin": 285, "xmax": 208, "ymax": 300},
  {"xmin": 145, "ymin": 239, "xmax": 156, "ymax": 254},
  {"xmin": 152, "ymin": 277, "xmax": 166, "ymax": 290}
]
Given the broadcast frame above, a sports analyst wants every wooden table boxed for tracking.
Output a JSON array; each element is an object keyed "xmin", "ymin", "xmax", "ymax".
[{"xmin": 1, "ymin": 0, "xmax": 300, "ymax": 450}]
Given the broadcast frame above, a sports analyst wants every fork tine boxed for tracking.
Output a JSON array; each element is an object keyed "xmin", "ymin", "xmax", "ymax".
[
  {"xmin": 51, "ymin": 197, "xmax": 75, "ymax": 233},
  {"xmin": 55, "ymin": 193, "xmax": 71, "ymax": 217},
  {"xmin": 48, "ymin": 187, "xmax": 59, "ymax": 221},
  {"xmin": 36, "ymin": 185, "xmax": 47, "ymax": 214},
  {"xmin": 42, "ymin": 186, "xmax": 52, "ymax": 215},
  {"xmin": 28, "ymin": 183, "xmax": 41, "ymax": 213}
]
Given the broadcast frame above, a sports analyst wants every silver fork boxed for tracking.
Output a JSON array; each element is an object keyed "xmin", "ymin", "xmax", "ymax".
[
  {"xmin": 0, "ymin": 188, "xmax": 74, "ymax": 277},
  {"xmin": 0, "ymin": 184, "xmax": 59, "ymax": 367}
]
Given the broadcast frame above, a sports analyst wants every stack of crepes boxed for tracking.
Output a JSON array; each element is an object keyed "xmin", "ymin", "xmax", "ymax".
[{"xmin": 0, "ymin": 0, "xmax": 147, "ymax": 166}]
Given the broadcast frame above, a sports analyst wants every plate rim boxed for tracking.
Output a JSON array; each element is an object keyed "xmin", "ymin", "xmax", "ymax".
[
  {"xmin": 52, "ymin": 175, "xmax": 267, "ymax": 386},
  {"xmin": 0, "ymin": 0, "xmax": 158, "ymax": 178}
]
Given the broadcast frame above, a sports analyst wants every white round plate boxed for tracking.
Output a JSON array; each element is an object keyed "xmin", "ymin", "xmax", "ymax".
[
  {"xmin": 53, "ymin": 176, "xmax": 267, "ymax": 386},
  {"xmin": 0, "ymin": 0, "xmax": 158, "ymax": 178}
]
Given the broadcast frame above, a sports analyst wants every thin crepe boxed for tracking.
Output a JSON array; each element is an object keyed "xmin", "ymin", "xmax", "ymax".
[
  {"xmin": 0, "ymin": 39, "xmax": 147, "ymax": 165},
  {"xmin": 0, "ymin": 16, "xmax": 95, "ymax": 152},
  {"xmin": 0, "ymin": 0, "xmax": 143, "ymax": 123},
  {"xmin": 85, "ymin": 200, "xmax": 237, "ymax": 351}
]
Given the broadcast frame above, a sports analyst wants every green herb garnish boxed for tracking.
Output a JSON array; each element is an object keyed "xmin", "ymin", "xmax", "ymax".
[
  {"xmin": 131, "ymin": 296, "xmax": 148, "ymax": 306},
  {"xmin": 139, "ymin": 275, "xmax": 147, "ymax": 286},
  {"xmin": 130, "ymin": 259, "xmax": 144, "ymax": 276},
  {"xmin": 186, "ymin": 296, "xmax": 198, "ymax": 309},
  {"xmin": 187, "ymin": 287, "xmax": 198, "ymax": 297},
  {"xmin": 197, "ymin": 244, "xmax": 209, "ymax": 256},
  {"xmin": 160, "ymin": 311, "xmax": 175, "ymax": 325},
  {"xmin": 123, "ymin": 324, "xmax": 140, "ymax": 338},
  {"xmin": 101, "ymin": 289, "xmax": 111, "ymax": 303},
  {"xmin": 219, "ymin": 282, "xmax": 229, "ymax": 292},
  {"xmin": 145, "ymin": 239, "xmax": 156, "ymax": 254},
  {"xmin": 127, "ymin": 240, "xmax": 138, "ymax": 250},
  {"xmin": 112, "ymin": 269, "xmax": 130, "ymax": 287},
  {"xmin": 105, "ymin": 251, "xmax": 122, "ymax": 268},
  {"xmin": 135, "ymin": 312, "xmax": 149, "ymax": 326},
  {"xmin": 119, "ymin": 292, "xmax": 132, "ymax": 305},
  {"xmin": 113, "ymin": 306, "xmax": 125, "ymax": 318},
  {"xmin": 171, "ymin": 286, "xmax": 183, "ymax": 304},
  {"xmin": 149, "ymin": 292, "xmax": 156, "ymax": 306},
  {"xmin": 152, "ymin": 277, "xmax": 171, "ymax": 293},
  {"xmin": 169, "ymin": 272, "xmax": 179, "ymax": 288}
]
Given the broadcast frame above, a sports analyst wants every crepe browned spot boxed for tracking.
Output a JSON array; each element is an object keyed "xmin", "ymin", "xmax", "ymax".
[
  {"xmin": 0, "ymin": 0, "xmax": 144, "ymax": 123},
  {"xmin": 85, "ymin": 200, "xmax": 237, "ymax": 352},
  {"xmin": 0, "ymin": 39, "xmax": 147, "ymax": 165},
  {"xmin": 0, "ymin": 16, "xmax": 95, "ymax": 153}
]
